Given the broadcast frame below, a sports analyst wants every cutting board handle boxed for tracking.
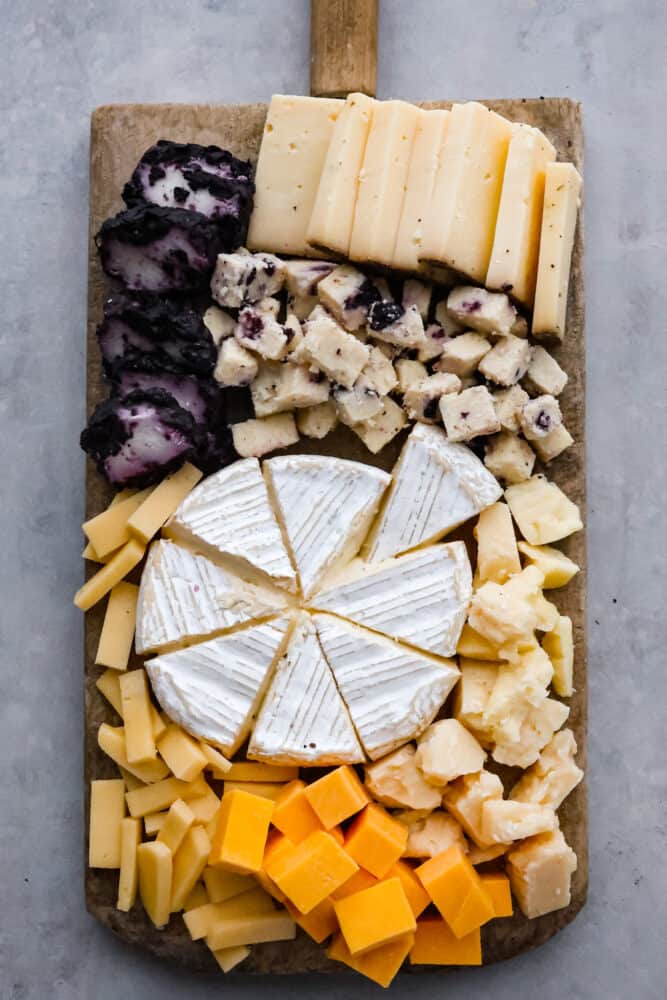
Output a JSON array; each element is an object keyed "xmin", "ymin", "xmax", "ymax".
[{"xmin": 310, "ymin": 0, "xmax": 378, "ymax": 98}]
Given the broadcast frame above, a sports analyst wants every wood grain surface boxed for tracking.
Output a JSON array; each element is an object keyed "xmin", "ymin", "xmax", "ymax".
[
  {"xmin": 84, "ymin": 98, "xmax": 586, "ymax": 973},
  {"xmin": 310, "ymin": 0, "xmax": 378, "ymax": 97}
]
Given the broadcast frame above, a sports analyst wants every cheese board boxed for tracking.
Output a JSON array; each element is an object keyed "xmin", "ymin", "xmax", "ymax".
[{"xmin": 82, "ymin": 0, "xmax": 586, "ymax": 979}]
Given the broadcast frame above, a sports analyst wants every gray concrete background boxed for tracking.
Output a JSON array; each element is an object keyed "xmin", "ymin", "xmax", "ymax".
[{"xmin": 1, "ymin": 0, "xmax": 665, "ymax": 996}]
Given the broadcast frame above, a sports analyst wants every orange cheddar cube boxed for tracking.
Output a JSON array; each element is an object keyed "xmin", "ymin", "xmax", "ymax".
[
  {"xmin": 480, "ymin": 872, "xmax": 513, "ymax": 917},
  {"xmin": 344, "ymin": 803, "xmax": 408, "ymax": 878},
  {"xmin": 329, "ymin": 825, "xmax": 345, "ymax": 846},
  {"xmin": 303, "ymin": 766, "xmax": 369, "ymax": 829},
  {"xmin": 333, "ymin": 877, "xmax": 417, "ymax": 956},
  {"xmin": 285, "ymin": 897, "xmax": 338, "ymax": 943},
  {"xmin": 272, "ymin": 780, "xmax": 323, "ymax": 842},
  {"xmin": 208, "ymin": 789, "xmax": 273, "ymax": 874},
  {"xmin": 388, "ymin": 860, "xmax": 431, "ymax": 918},
  {"xmin": 257, "ymin": 830, "xmax": 295, "ymax": 902},
  {"xmin": 267, "ymin": 830, "xmax": 358, "ymax": 914},
  {"xmin": 328, "ymin": 930, "xmax": 414, "ymax": 988},
  {"xmin": 416, "ymin": 846, "xmax": 494, "ymax": 939},
  {"xmin": 409, "ymin": 918, "xmax": 482, "ymax": 965},
  {"xmin": 330, "ymin": 867, "xmax": 378, "ymax": 901}
]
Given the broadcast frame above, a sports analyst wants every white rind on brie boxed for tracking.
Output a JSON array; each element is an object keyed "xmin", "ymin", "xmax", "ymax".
[
  {"xmin": 248, "ymin": 615, "xmax": 364, "ymax": 765},
  {"xmin": 264, "ymin": 454, "xmax": 391, "ymax": 599},
  {"xmin": 311, "ymin": 542, "xmax": 473, "ymax": 658},
  {"xmin": 314, "ymin": 613, "xmax": 460, "ymax": 760},
  {"xmin": 135, "ymin": 539, "xmax": 289, "ymax": 654},
  {"xmin": 164, "ymin": 458, "xmax": 297, "ymax": 592},
  {"xmin": 145, "ymin": 618, "xmax": 291, "ymax": 755},
  {"xmin": 365, "ymin": 424, "xmax": 502, "ymax": 563}
]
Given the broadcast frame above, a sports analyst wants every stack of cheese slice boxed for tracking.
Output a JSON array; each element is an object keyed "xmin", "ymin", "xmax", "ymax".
[{"xmin": 138, "ymin": 432, "xmax": 502, "ymax": 765}]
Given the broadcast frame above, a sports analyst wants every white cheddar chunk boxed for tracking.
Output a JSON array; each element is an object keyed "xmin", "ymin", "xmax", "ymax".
[
  {"xmin": 532, "ymin": 162, "xmax": 583, "ymax": 339},
  {"xmin": 365, "ymin": 745, "xmax": 442, "ymax": 811},
  {"xmin": 486, "ymin": 124, "xmax": 556, "ymax": 305},
  {"xmin": 510, "ymin": 729, "xmax": 583, "ymax": 809},
  {"xmin": 247, "ymin": 95, "xmax": 343, "ymax": 257},
  {"xmin": 348, "ymin": 100, "xmax": 420, "ymax": 266},
  {"xmin": 506, "ymin": 829, "xmax": 577, "ymax": 918},
  {"xmin": 307, "ymin": 93, "xmax": 376, "ymax": 256},
  {"xmin": 421, "ymin": 101, "xmax": 513, "ymax": 281},
  {"xmin": 505, "ymin": 475, "xmax": 583, "ymax": 546},
  {"xmin": 444, "ymin": 770, "xmax": 505, "ymax": 849},
  {"xmin": 481, "ymin": 799, "xmax": 557, "ymax": 844},
  {"xmin": 399, "ymin": 810, "xmax": 467, "ymax": 858},
  {"xmin": 415, "ymin": 719, "xmax": 486, "ymax": 785}
]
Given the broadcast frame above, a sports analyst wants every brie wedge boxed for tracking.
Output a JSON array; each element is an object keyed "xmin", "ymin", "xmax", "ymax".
[
  {"xmin": 365, "ymin": 424, "xmax": 502, "ymax": 563},
  {"xmin": 145, "ymin": 618, "xmax": 292, "ymax": 755},
  {"xmin": 264, "ymin": 455, "xmax": 391, "ymax": 598},
  {"xmin": 314, "ymin": 613, "xmax": 460, "ymax": 760},
  {"xmin": 248, "ymin": 615, "xmax": 364, "ymax": 765},
  {"xmin": 311, "ymin": 542, "xmax": 472, "ymax": 658},
  {"xmin": 135, "ymin": 539, "xmax": 289, "ymax": 654},
  {"xmin": 164, "ymin": 458, "xmax": 297, "ymax": 592}
]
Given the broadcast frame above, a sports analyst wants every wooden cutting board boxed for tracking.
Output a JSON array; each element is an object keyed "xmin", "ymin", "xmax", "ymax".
[{"xmin": 83, "ymin": 0, "xmax": 586, "ymax": 974}]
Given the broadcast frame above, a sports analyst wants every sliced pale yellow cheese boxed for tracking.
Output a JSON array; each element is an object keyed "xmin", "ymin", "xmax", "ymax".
[
  {"xmin": 170, "ymin": 824, "xmax": 211, "ymax": 912},
  {"xmin": 95, "ymin": 582, "xmax": 139, "ymax": 670},
  {"xmin": 97, "ymin": 724, "xmax": 170, "ymax": 784},
  {"xmin": 117, "ymin": 817, "xmax": 142, "ymax": 911},
  {"xmin": 206, "ymin": 911, "xmax": 296, "ymax": 951},
  {"xmin": 247, "ymin": 94, "xmax": 344, "ymax": 256},
  {"xmin": 224, "ymin": 762, "xmax": 299, "ymax": 783},
  {"xmin": 184, "ymin": 882, "xmax": 209, "ymax": 911},
  {"xmin": 183, "ymin": 887, "xmax": 275, "ymax": 940},
  {"xmin": 156, "ymin": 798, "xmax": 196, "ymax": 854},
  {"xmin": 82, "ymin": 488, "xmax": 152, "ymax": 558},
  {"xmin": 307, "ymin": 92, "xmax": 376, "ymax": 256},
  {"xmin": 223, "ymin": 781, "xmax": 285, "ymax": 801},
  {"xmin": 199, "ymin": 741, "xmax": 232, "ymax": 777},
  {"xmin": 119, "ymin": 767, "xmax": 145, "ymax": 793},
  {"xmin": 202, "ymin": 868, "xmax": 256, "ymax": 904},
  {"xmin": 74, "ymin": 538, "xmax": 145, "ymax": 611},
  {"xmin": 532, "ymin": 162, "xmax": 583, "ymax": 339},
  {"xmin": 89, "ymin": 779, "xmax": 125, "ymax": 868},
  {"xmin": 392, "ymin": 108, "xmax": 450, "ymax": 272},
  {"xmin": 83, "ymin": 490, "xmax": 138, "ymax": 562},
  {"xmin": 157, "ymin": 725, "xmax": 208, "ymax": 782},
  {"xmin": 348, "ymin": 100, "xmax": 420, "ymax": 267},
  {"xmin": 144, "ymin": 811, "xmax": 168, "ymax": 836},
  {"xmin": 125, "ymin": 774, "xmax": 209, "ymax": 818},
  {"xmin": 95, "ymin": 670, "xmax": 165, "ymax": 739},
  {"xmin": 187, "ymin": 785, "xmax": 222, "ymax": 824},
  {"xmin": 137, "ymin": 841, "xmax": 173, "ymax": 927},
  {"xmin": 209, "ymin": 945, "xmax": 251, "ymax": 973},
  {"xmin": 119, "ymin": 669, "xmax": 157, "ymax": 765},
  {"xmin": 127, "ymin": 463, "xmax": 202, "ymax": 544},
  {"xmin": 420, "ymin": 101, "xmax": 513, "ymax": 281}
]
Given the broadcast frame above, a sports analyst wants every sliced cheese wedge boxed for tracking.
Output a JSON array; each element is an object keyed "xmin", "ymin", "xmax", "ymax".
[
  {"xmin": 145, "ymin": 618, "xmax": 292, "ymax": 756},
  {"xmin": 264, "ymin": 455, "xmax": 391, "ymax": 599},
  {"xmin": 248, "ymin": 615, "xmax": 364, "ymax": 765},
  {"xmin": 164, "ymin": 458, "xmax": 297, "ymax": 593},
  {"xmin": 365, "ymin": 425, "xmax": 502, "ymax": 564},
  {"xmin": 135, "ymin": 540, "xmax": 289, "ymax": 654},
  {"xmin": 314, "ymin": 614, "xmax": 460, "ymax": 760},
  {"xmin": 312, "ymin": 542, "xmax": 472, "ymax": 659}
]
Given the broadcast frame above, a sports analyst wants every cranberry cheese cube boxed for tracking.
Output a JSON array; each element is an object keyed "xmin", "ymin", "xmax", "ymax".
[{"xmin": 211, "ymin": 251, "xmax": 285, "ymax": 308}]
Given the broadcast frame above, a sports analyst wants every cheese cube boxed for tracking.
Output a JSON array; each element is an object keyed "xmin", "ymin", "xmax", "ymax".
[
  {"xmin": 271, "ymin": 780, "xmax": 323, "ymax": 843},
  {"xmin": 209, "ymin": 789, "xmax": 273, "ymax": 874},
  {"xmin": 119, "ymin": 669, "xmax": 156, "ymax": 765},
  {"xmin": 409, "ymin": 918, "xmax": 481, "ymax": 965},
  {"xmin": 421, "ymin": 102, "xmax": 513, "ymax": 279},
  {"xmin": 266, "ymin": 830, "xmax": 358, "ymax": 914},
  {"xmin": 183, "ymin": 886, "xmax": 275, "ymax": 939},
  {"xmin": 223, "ymin": 781, "xmax": 285, "ymax": 800},
  {"xmin": 493, "ymin": 385, "xmax": 530, "ymax": 432},
  {"xmin": 83, "ymin": 489, "xmax": 152, "ymax": 559},
  {"xmin": 116, "ymin": 817, "xmax": 141, "ymax": 911},
  {"xmin": 304, "ymin": 765, "xmax": 369, "ymax": 828},
  {"xmin": 235, "ymin": 300, "xmax": 289, "ymax": 360},
  {"xmin": 231, "ymin": 413, "xmax": 299, "ymax": 458},
  {"xmin": 402, "ymin": 278, "xmax": 433, "ymax": 320},
  {"xmin": 440, "ymin": 386, "xmax": 500, "ymax": 442},
  {"xmin": 395, "ymin": 358, "xmax": 427, "ymax": 394},
  {"xmin": 481, "ymin": 799, "xmax": 557, "ymax": 844},
  {"xmin": 415, "ymin": 845, "xmax": 495, "ymax": 938},
  {"xmin": 365, "ymin": 745, "xmax": 441, "ymax": 811},
  {"xmin": 517, "ymin": 542, "xmax": 579, "ymax": 589},
  {"xmin": 357, "ymin": 345, "xmax": 398, "ymax": 396},
  {"xmin": 203, "ymin": 304, "xmax": 235, "ymax": 345},
  {"xmin": 367, "ymin": 301, "xmax": 426, "ymax": 349},
  {"xmin": 444, "ymin": 770, "xmax": 504, "ymax": 848},
  {"xmin": 468, "ymin": 572, "xmax": 542, "ymax": 653},
  {"xmin": 251, "ymin": 362, "xmax": 330, "ymax": 417},
  {"xmin": 542, "ymin": 614, "xmax": 575, "ymax": 696},
  {"xmin": 446, "ymin": 286, "xmax": 517, "ymax": 337},
  {"xmin": 125, "ymin": 774, "xmax": 209, "ymax": 817},
  {"xmin": 156, "ymin": 798, "xmax": 195, "ymax": 853},
  {"xmin": 520, "ymin": 394, "xmax": 563, "ymax": 442},
  {"xmin": 334, "ymin": 384, "xmax": 382, "ymax": 425},
  {"xmin": 317, "ymin": 265, "xmax": 380, "ymax": 331},
  {"xmin": 127, "ymin": 463, "xmax": 202, "ymax": 544},
  {"xmin": 209, "ymin": 945, "xmax": 251, "ymax": 973},
  {"xmin": 296, "ymin": 400, "xmax": 338, "ymax": 439},
  {"xmin": 478, "ymin": 334, "xmax": 533, "ymax": 387},
  {"xmin": 505, "ymin": 475, "xmax": 583, "ymax": 545},
  {"xmin": 328, "ymin": 929, "xmax": 414, "ymax": 987},
  {"xmin": 492, "ymin": 698, "xmax": 570, "ymax": 768},
  {"xmin": 467, "ymin": 843, "xmax": 509, "ymax": 866},
  {"xmin": 404, "ymin": 372, "xmax": 461, "ymax": 424},
  {"xmin": 435, "ymin": 332, "xmax": 491, "ymax": 377},
  {"xmin": 486, "ymin": 123, "xmax": 556, "ymax": 305},
  {"xmin": 307, "ymin": 93, "xmax": 375, "ymax": 256},
  {"xmin": 474, "ymin": 502, "xmax": 521, "ymax": 585},
  {"xmin": 210, "ymin": 252, "xmax": 285, "ymax": 308},
  {"xmin": 524, "ymin": 345, "xmax": 568, "ymax": 397},
  {"xmin": 214, "ymin": 337, "xmax": 258, "ymax": 387},
  {"xmin": 170, "ymin": 824, "xmax": 211, "ymax": 912},
  {"xmin": 284, "ymin": 259, "xmax": 337, "ymax": 298},
  {"xmin": 295, "ymin": 306, "xmax": 369, "ymax": 387},
  {"xmin": 95, "ymin": 582, "xmax": 139, "ymax": 670},
  {"xmin": 344, "ymin": 804, "xmax": 408, "ymax": 878},
  {"xmin": 198, "ymin": 741, "xmax": 232, "ymax": 777},
  {"xmin": 456, "ymin": 624, "xmax": 505, "ymax": 662},
  {"xmin": 534, "ymin": 423, "xmax": 574, "ymax": 463},
  {"xmin": 392, "ymin": 108, "xmax": 450, "ymax": 271},
  {"xmin": 143, "ymin": 811, "xmax": 167, "ymax": 836},
  {"xmin": 453, "ymin": 659, "xmax": 500, "ymax": 735},
  {"xmin": 416, "ymin": 719, "xmax": 486, "ymax": 785},
  {"xmin": 206, "ymin": 910, "xmax": 296, "ymax": 951},
  {"xmin": 510, "ymin": 729, "xmax": 583, "ymax": 809},
  {"xmin": 257, "ymin": 830, "xmax": 294, "ymax": 902},
  {"xmin": 74, "ymin": 539, "xmax": 145, "ymax": 611},
  {"xmin": 137, "ymin": 841, "xmax": 173, "ymax": 927},
  {"xmin": 506, "ymin": 828, "xmax": 577, "ymax": 917},
  {"xmin": 285, "ymin": 897, "xmax": 338, "ymax": 943},
  {"xmin": 187, "ymin": 785, "xmax": 222, "ymax": 824},
  {"xmin": 330, "ymin": 867, "xmax": 379, "ymax": 900},
  {"xmin": 483, "ymin": 646, "xmax": 553, "ymax": 740},
  {"xmin": 532, "ymin": 162, "xmax": 583, "ymax": 340},
  {"xmin": 334, "ymin": 877, "xmax": 416, "ymax": 956},
  {"xmin": 479, "ymin": 872, "xmax": 513, "ymax": 917},
  {"xmin": 247, "ymin": 95, "xmax": 343, "ymax": 257},
  {"xmin": 348, "ymin": 100, "xmax": 420, "ymax": 267},
  {"xmin": 98, "ymin": 724, "xmax": 169, "ymax": 784},
  {"xmin": 399, "ymin": 811, "xmax": 468, "ymax": 859},
  {"xmin": 418, "ymin": 322, "xmax": 452, "ymax": 363},
  {"xmin": 348, "ymin": 396, "xmax": 408, "ymax": 454},
  {"xmin": 89, "ymin": 779, "xmax": 125, "ymax": 868},
  {"xmin": 484, "ymin": 431, "xmax": 536, "ymax": 484}
]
